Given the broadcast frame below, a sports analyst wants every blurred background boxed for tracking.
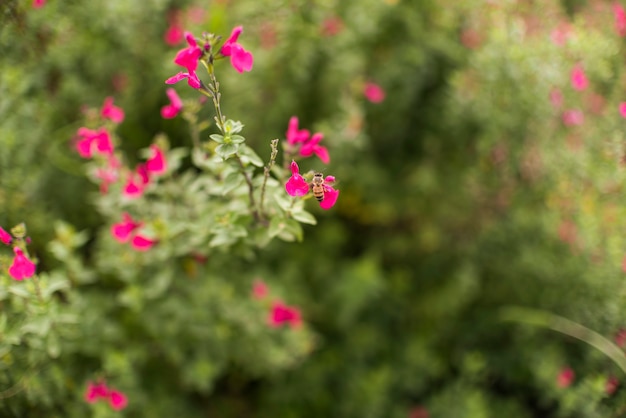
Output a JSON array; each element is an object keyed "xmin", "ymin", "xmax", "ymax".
[{"xmin": 3, "ymin": 0, "xmax": 626, "ymax": 416}]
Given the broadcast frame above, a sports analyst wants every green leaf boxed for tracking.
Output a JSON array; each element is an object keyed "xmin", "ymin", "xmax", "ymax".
[
  {"xmin": 42, "ymin": 276, "xmax": 70, "ymax": 299},
  {"xmin": 291, "ymin": 210, "xmax": 317, "ymax": 225},
  {"xmin": 222, "ymin": 172, "xmax": 244, "ymax": 195},
  {"xmin": 215, "ymin": 143, "xmax": 239, "ymax": 159},
  {"xmin": 230, "ymin": 134, "xmax": 245, "ymax": 144},
  {"xmin": 274, "ymin": 190, "xmax": 293, "ymax": 212},
  {"xmin": 239, "ymin": 145, "xmax": 264, "ymax": 167},
  {"xmin": 210, "ymin": 134, "xmax": 225, "ymax": 144},
  {"xmin": 22, "ymin": 317, "xmax": 51, "ymax": 336},
  {"xmin": 47, "ymin": 332, "xmax": 60, "ymax": 358},
  {"xmin": 8, "ymin": 285, "xmax": 31, "ymax": 299},
  {"xmin": 268, "ymin": 216, "xmax": 286, "ymax": 238}
]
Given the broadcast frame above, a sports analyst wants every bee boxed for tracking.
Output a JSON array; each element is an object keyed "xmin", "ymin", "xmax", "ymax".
[{"xmin": 311, "ymin": 172, "xmax": 325, "ymax": 202}]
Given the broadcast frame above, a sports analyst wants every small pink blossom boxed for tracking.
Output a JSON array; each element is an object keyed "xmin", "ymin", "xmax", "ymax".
[
  {"xmin": 0, "ymin": 227, "xmax": 12, "ymax": 245},
  {"xmin": 285, "ymin": 161, "xmax": 310, "ymax": 197},
  {"xmin": 109, "ymin": 390, "xmax": 128, "ymax": 411},
  {"xmin": 220, "ymin": 26, "xmax": 254, "ymax": 73},
  {"xmin": 550, "ymin": 23, "xmax": 571, "ymax": 46},
  {"xmin": 606, "ymin": 376, "xmax": 619, "ymax": 395},
  {"xmin": 161, "ymin": 88, "xmax": 183, "ymax": 119},
  {"xmin": 101, "ymin": 97, "xmax": 125, "ymax": 124},
  {"xmin": 460, "ymin": 28, "xmax": 481, "ymax": 49},
  {"xmin": 32, "ymin": 0, "xmax": 45, "ymax": 8},
  {"xmin": 84, "ymin": 381, "xmax": 109, "ymax": 403},
  {"xmin": 111, "ymin": 213, "xmax": 142, "ymax": 243},
  {"xmin": 165, "ymin": 71, "xmax": 201, "ymax": 89},
  {"xmin": 557, "ymin": 367, "xmax": 575, "ymax": 388},
  {"xmin": 145, "ymin": 145, "xmax": 167, "ymax": 176},
  {"xmin": 164, "ymin": 11, "xmax": 184, "ymax": 46},
  {"xmin": 321, "ymin": 17, "xmax": 344, "ymax": 37},
  {"xmin": 300, "ymin": 133, "xmax": 330, "ymax": 164},
  {"xmin": 75, "ymin": 128, "xmax": 114, "ymax": 158},
  {"xmin": 286, "ymin": 116, "xmax": 311, "ymax": 145},
  {"xmin": 123, "ymin": 172, "xmax": 146, "ymax": 199},
  {"xmin": 8, "ymin": 247, "xmax": 36, "ymax": 281},
  {"xmin": 615, "ymin": 3, "xmax": 626, "ymax": 37},
  {"xmin": 570, "ymin": 65, "xmax": 588, "ymax": 91},
  {"xmin": 619, "ymin": 102, "xmax": 626, "ymax": 118},
  {"xmin": 549, "ymin": 88, "xmax": 563, "ymax": 109},
  {"xmin": 269, "ymin": 301, "xmax": 302, "ymax": 328},
  {"xmin": 252, "ymin": 279, "xmax": 268, "ymax": 299},
  {"xmin": 174, "ymin": 32, "xmax": 202, "ymax": 73},
  {"xmin": 131, "ymin": 234, "xmax": 157, "ymax": 251},
  {"xmin": 364, "ymin": 82, "xmax": 385, "ymax": 103},
  {"xmin": 562, "ymin": 109, "xmax": 584, "ymax": 126}
]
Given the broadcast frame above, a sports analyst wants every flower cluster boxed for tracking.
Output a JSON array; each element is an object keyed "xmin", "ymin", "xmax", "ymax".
[
  {"xmin": 111, "ymin": 213, "xmax": 156, "ymax": 251},
  {"xmin": 84, "ymin": 381, "xmax": 128, "ymax": 411},
  {"xmin": 285, "ymin": 116, "xmax": 330, "ymax": 164},
  {"xmin": 1, "ymin": 226, "xmax": 36, "ymax": 281},
  {"xmin": 285, "ymin": 161, "xmax": 339, "ymax": 210},
  {"xmin": 122, "ymin": 145, "xmax": 168, "ymax": 199}
]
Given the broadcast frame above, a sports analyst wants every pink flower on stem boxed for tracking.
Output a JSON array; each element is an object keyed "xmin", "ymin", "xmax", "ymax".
[
  {"xmin": 285, "ymin": 161, "xmax": 310, "ymax": 197},
  {"xmin": 174, "ymin": 32, "xmax": 202, "ymax": 73},
  {"xmin": 557, "ymin": 367, "xmax": 575, "ymax": 388},
  {"xmin": 101, "ymin": 97, "xmax": 125, "ymax": 124},
  {"xmin": 300, "ymin": 132, "xmax": 330, "ymax": 164},
  {"xmin": 269, "ymin": 300, "xmax": 302, "ymax": 328},
  {"xmin": 319, "ymin": 175, "xmax": 340, "ymax": 210},
  {"xmin": 75, "ymin": 128, "xmax": 114, "ymax": 158},
  {"xmin": 286, "ymin": 116, "xmax": 311, "ymax": 145},
  {"xmin": 0, "ymin": 227, "xmax": 12, "ymax": 245},
  {"xmin": 109, "ymin": 390, "xmax": 128, "ymax": 411},
  {"xmin": 615, "ymin": 3, "xmax": 626, "ymax": 37},
  {"xmin": 8, "ymin": 247, "xmax": 36, "ymax": 281},
  {"xmin": 165, "ymin": 71, "xmax": 201, "ymax": 89},
  {"xmin": 145, "ymin": 145, "xmax": 167, "ymax": 176},
  {"xmin": 252, "ymin": 279, "xmax": 268, "ymax": 299},
  {"xmin": 161, "ymin": 88, "xmax": 183, "ymax": 119},
  {"xmin": 570, "ymin": 65, "xmax": 588, "ymax": 91},
  {"xmin": 364, "ymin": 82, "xmax": 385, "ymax": 103},
  {"xmin": 220, "ymin": 26, "xmax": 254, "ymax": 73}
]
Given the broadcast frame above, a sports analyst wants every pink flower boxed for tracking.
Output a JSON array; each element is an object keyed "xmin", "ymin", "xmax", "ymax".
[
  {"xmin": 300, "ymin": 132, "xmax": 330, "ymax": 164},
  {"xmin": 109, "ymin": 390, "xmax": 128, "ymax": 411},
  {"xmin": 285, "ymin": 161, "xmax": 310, "ymax": 197},
  {"xmin": 321, "ymin": 17, "xmax": 344, "ymax": 37},
  {"xmin": 32, "ymin": 0, "xmax": 45, "ymax": 8},
  {"xmin": 95, "ymin": 156, "xmax": 121, "ymax": 194},
  {"xmin": 252, "ymin": 279, "xmax": 268, "ymax": 299},
  {"xmin": 84, "ymin": 381, "xmax": 109, "ymax": 403},
  {"xmin": 615, "ymin": 3, "xmax": 626, "ymax": 37},
  {"xmin": 619, "ymin": 102, "xmax": 626, "ymax": 118},
  {"xmin": 364, "ymin": 82, "xmax": 385, "ymax": 103},
  {"xmin": 8, "ymin": 247, "xmax": 36, "ymax": 281},
  {"xmin": 0, "ymin": 227, "xmax": 12, "ymax": 245},
  {"xmin": 557, "ymin": 367, "xmax": 575, "ymax": 388},
  {"xmin": 145, "ymin": 145, "xmax": 167, "ymax": 176},
  {"xmin": 174, "ymin": 32, "xmax": 202, "ymax": 73},
  {"xmin": 286, "ymin": 116, "xmax": 311, "ymax": 145},
  {"xmin": 606, "ymin": 376, "xmax": 619, "ymax": 395},
  {"xmin": 161, "ymin": 88, "xmax": 183, "ymax": 118},
  {"xmin": 165, "ymin": 71, "xmax": 201, "ymax": 89},
  {"xmin": 269, "ymin": 301, "xmax": 302, "ymax": 328},
  {"xmin": 123, "ymin": 172, "xmax": 146, "ymax": 199},
  {"xmin": 319, "ymin": 175, "xmax": 340, "ymax": 210},
  {"xmin": 549, "ymin": 88, "xmax": 563, "ymax": 109},
  {"xmin": 220, "ymin": 26, "xmax": 254, "ymax": 73},
  {"xmin": 75, "ymin": 127, "xmax": 114, "ymax": 158},
  {"xmin": 164, "ymin": 11, "xmax": 184, "ymax": 46},
  {"xmin": 562, "ymin": 109, "xmax": 584, "ymax": 126},
  {"xmin": 111, "ymin": 213, "xmax": 142, "ymax": 243},
  {"xmin": 550, "ymin": 23, "xmax": 571, "ymax": 46},
  {"xmin": 101, "ymin": 97, "xmax": 125, "ymax": 124},
  {"xmin": 131, "ymin": 234, "xmax": 156, "ymax": 251},
  {"xmin": 571, "ymin": 65, "xmax": 588, "ymax": 91}
]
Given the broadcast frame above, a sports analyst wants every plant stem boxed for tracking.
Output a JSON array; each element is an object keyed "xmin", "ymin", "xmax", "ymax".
[
  {"xmin": 235, "ymin": 156, "xmax": 261, "ymax": 223},
  {"xmin": 260, "ymin": 139, "xmax": 279, "ymax": 217}
]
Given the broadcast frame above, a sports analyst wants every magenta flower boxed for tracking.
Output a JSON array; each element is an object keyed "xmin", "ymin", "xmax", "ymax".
[
  {"xmin": 75, "ymin": 127, "xmax": 114, "ymax": 158},
  {"xmin": 220, "ymin": 26, "xmax": 254, "ymax": 73},
  {"xmin": 131, "ymin": 234, "xmax": 156, "ymax": 251},
  {"xmin": 570, "ymin": 65, "xmax": 588, "ymax": 91},
  {"xmin": 145, "ymin": 145, "xmax": 167, "ymax": 176},
  {"xmin": 8, "ymin": 247, "xmax": 36, "ymax": 281},
  {"xmin": 165, "ymin": 71, "xmax": 201, "ymax": 89},
  {"xmin": 161, "ymin": 88, "xmax": 183, "ymax": 119},
  {"xmin": 364, "ymin": 82, "xmax": 385, "ymax": 103},
  {"xmin": 84, "ymin": 381, "xmax": 109, "ymax": 403},
  {"xmin": 252, "ymin": 279, "xmax": 268, "ymax": 299},
  {"xmin": 619, "ymin": 102, "xmax": 626, "ymax": 118},
  {"xmin": 174, "ymin": 32, "xmax": 202, "ymax": 73},
  {"xmin": 32, "ymin": 0, "xmax": 45, "ymax": 8},
  {"xmin": 557, "ymin": 367, "xmax": 575, "ymax": 388},
  {"xmin": 123, "ymin": 172, "xmax": 146, "ymax": 199},
  {"xmin": 562, "ymin": 109, "xmax": 584, "ymax": 126},
  {"xmin": 285, "ymin": 161, "xmax": 310, "ymax": 197},
  {"xmin": 300, "ymin": 132, "xmax": 330, "ymax": 164},
  {"xmin": 319, "ymin": 175, "xmax": 340, "ymax": 210},
  {"xmin": 109, "ymin": 390, "xmax": 128, "ymax": 411},
  {"xmin": 286, "ymin": 116, "xmax": 311, "ymax": 145},
  {"xmin": 111, "ymin": 213, "xmax": 142, "ymax": 243},
  {"xmin": 0, "ymin": 227, "xmax": 12, "ymax": 245},
  {"xmin": 615, "ymin": 3, "xmax": 626, "ymax": 37},
  {"xmin": 269, "ymin": 300, "xmax": 302, "ymax": 328},
  {"xmin": 101, "ymin": 97, "xmax": 125, "ymax": 124}
]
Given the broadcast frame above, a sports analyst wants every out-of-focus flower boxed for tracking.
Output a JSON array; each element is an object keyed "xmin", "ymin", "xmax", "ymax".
[
  {"xmin": 321, "ymin": 16, "xmax": 344, "ymax": 37},
  {"xmin": 175, "ymin": 32, "xmax": 202, "ymax": 73},
  {"xmin": 164, "ymin": 11, "xmax": 184, "ymax": 46},
  {"xmin": 269, "ymin": 300, "xmax": 302, "ymax": 328},
  {"xmin": 0, "ymin": 227, "xmax": 12, "ymax": 245},
  {"xmin": 606, "ymin": 376, "xmax": 619, "ymax": 395},
  {"xmin": 130, "ymin": 234, "xmax": 156, "ymax": 251},
  {"xmin": 285, "ymin": 161, "xmax": 310, "ymax": 197},
  {"xmin": 75, "ymin": 127, "xmax": 114, "ymax": 158},
  {"xmin": 557, "ymin": 367, "xmax": 575, "ymax": 388},
  {"xmin": 562, "ymin": 109, "xmax": 584, "ymax": 126},
  {"xmin": 408, "ymin": 406, "xmax": 429, "ymax": 418},
  {"xmin": 101, "ymin": 97, "xmax": 125, "ymax": 124},
  {"xmin": 364, "ymin": 82, "xmax": 385, "ymax": 103},
  {"xmin": 165, "ymin": 71, "xmax": 201, "ymax": 89},
  {"xmin": 32, "ymin": 0, "xmax": 45, "ymax": 8},
  {"xmin": 145, "ymin": 145, "xmax": 167, "ymax": 176},
  {"xmin": 550, "ymin": 23, "xmax": 571, "ymax": 46},
  {"xmin": 111, "ymin": 213, "xmax": 142, "ymax": 243},
  {"xmin": 571, "ymin": 64, "xmax": 588, "ymax": 91},
  {"xmin": 109, "ymin": 390, "xmax": 128, "ymax": 411},
  {"xmin": 549, "ymin": 88, "xmax": 563, "ymax": 109},
  {"xmin": 84, "ymin": 381, "xmax": 109, "ymax": 404},
  {"xmin": 615, "ymin": 3, "xmax": 626, "ymax": 37},
  {"xmin": 95, "ymin": 155, "xmax": 121, "ymax": 194},
  {"xmin": 220, "ymin": 26, "xmax": 254, "ymax": 73},
  {"xmin": 286, "ymin": 116, "xmax": 310, "ymax": 145},
  {"xmin": 252, "ymin": 279, "xmax": 268, "ymax": 299},
  {"xmin": 8, "ymin": 247, "xmax": 36, "ymax": 280},
  {"xmin": 161, "ymin": 88, "xmax": 183, "ymax": 119},
  {"xmin": 619, "ymin": 102, "xmax": 626, "ymax": 118},
  {"xmin": 300, "ymin": 133, "xmax": 330, "ymax": 164}
]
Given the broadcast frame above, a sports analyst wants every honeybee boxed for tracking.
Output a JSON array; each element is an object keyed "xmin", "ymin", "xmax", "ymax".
[{"xmin": 311, "ymin": 172, "xmax": 325, "ymax": 202}]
